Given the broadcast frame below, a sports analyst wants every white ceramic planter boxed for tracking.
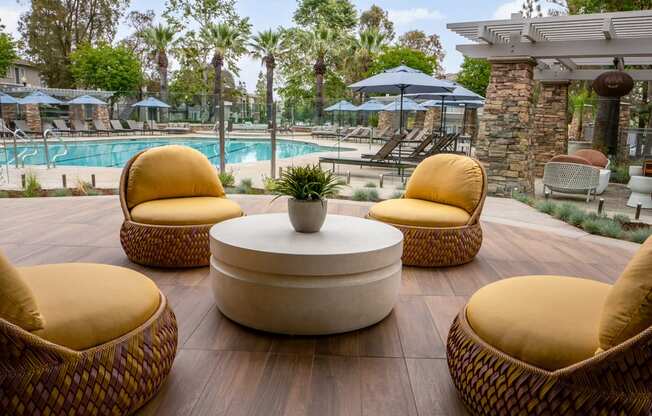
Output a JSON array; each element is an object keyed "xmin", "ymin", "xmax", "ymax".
[{"xmin": 287, "ymin": 198, "xmax": 327, "ymax": 233}]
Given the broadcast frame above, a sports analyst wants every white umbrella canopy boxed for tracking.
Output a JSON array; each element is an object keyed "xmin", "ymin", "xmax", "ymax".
[
  {"xmin": 356, "ymin": 100, "xmax": 386, "ymax": 112},
  {"xmin": 406, "ymin": 83, "xmax": 484, "ymax": 102},
  {"xmin": 132, "ymin": 96, "xmax": 171, "ymax": 108},
  {"xmin": 383, "ymin": 98, "xmax": 427, "ymax": 112},
  {"xmin": 422, "ymin": 99, "xmax": 485, "ymax": 109},
  {"xmin": 349, "ymin": 65, "xmax": 454, "ymax": 95},
  {"xmin": 67, "ymin": 95, "xmax": 107, "ymax": 105},
  {"xmin": 19, "ymin": 91, "xmax": 64, "ymax": 105},
  {"xmin": 325, "ymin": 100, "xmax": 358, "ymax": 112}
]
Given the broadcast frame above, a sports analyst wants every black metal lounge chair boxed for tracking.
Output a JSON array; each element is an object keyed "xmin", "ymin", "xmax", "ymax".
[
  {"xmin": 52, "ymin": 119, "xmax": 72, "ymax": 135},
  {"xmin": 13, "ymin": 120, "xmax": 37, "ymax": 135},
  {"xmin": 110, "ymin": 120, "xmax": 133, "ymax": 135},
  {"xmin": 92, "ymin": 120, "xmax": 112, "ymax": 135},
  {"xmin": 126, "ymin": 120, "xmax": 146, "ymax": 134}
]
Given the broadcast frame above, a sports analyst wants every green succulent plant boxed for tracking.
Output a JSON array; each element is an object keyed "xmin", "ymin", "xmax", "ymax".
[{"xmin": 273, "ymin": 165, "xmax": 344, "ymax": 201}]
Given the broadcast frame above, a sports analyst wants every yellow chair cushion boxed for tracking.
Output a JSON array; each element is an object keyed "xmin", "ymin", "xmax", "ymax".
[
  {"xmin": 368, "ymin": 198, "xmax": 471, "ymax": 228},
  {"xmin": 126, "ymin": 145, "xmax": 225, "ymax": 209},
  {"xmin": 130, "ymin": 196, "xmax": 243, "ymax": 226},
  {"xmin": 21, "ymin": 263, "xmax": 160, "ymax": 351},
  {"xmin": 0, "ymin": 250, "xmax": 45, "ymax": 331},
  {"xmin": 405, "ymin": 154, "xmax": 484, "ymax": 215},
  {"xmin": 599, "ymin": 236, "xmax": 652, "ymax": 350},
  {"xmin": 467, "ymin": 276, "xmax": 611, "ymax": 371}
]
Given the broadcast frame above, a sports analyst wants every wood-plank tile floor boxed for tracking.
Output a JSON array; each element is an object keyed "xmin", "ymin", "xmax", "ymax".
[{"xmin": 0, "ymin": 195, "xmax": 638, "ymax": 416}]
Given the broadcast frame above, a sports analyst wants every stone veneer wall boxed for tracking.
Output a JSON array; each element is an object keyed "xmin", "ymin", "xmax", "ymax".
[
  {"xmin": 464, "ymin": 108, "xmax": 478, "ymax": 139},
  {"xmin": 25, "ymin": 104, "xmax": 42, "ymax": 134},
  {"xmin": 413, "ymin": 111, "xmax": 425, "ymax": 129},
  {"xmin": 378, "ymin": 111, "xmax": 397, "ymax": 132},
  {"xmin": 1, "ymin": 104, "xmax": 16, "ymax": 125},
  {"xmin": 93, "ymin": 105, "xmax": 110, "ymax": 126},
  {"xmin": 476, "ymin": 59, "xmax": 536, "ymax": 196},
  {"xmin": 69, "ymin": 104, "xmax": 85, "ymax": 121},
  {"xmin": 423, "ymin": 107, "xmax": 442, "ymax": 133},
  {"xmin": 532, "ymin": 81, "xmax": 569, "ymax": 177}
]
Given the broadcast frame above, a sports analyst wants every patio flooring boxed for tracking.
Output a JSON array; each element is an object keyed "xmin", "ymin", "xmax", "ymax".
[{"xmin": 0, "ymin": 195, "xmax": 640, "ymax": 416}]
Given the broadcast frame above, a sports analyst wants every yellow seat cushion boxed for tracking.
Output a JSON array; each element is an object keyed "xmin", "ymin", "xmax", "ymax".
[
  {"xmin": 126, "ymin": 145, "xmax": 225, "ymax": 209},
  {"xmin": 130, "ymin": 196, "xmax": 243, "ymax": 226},
  {"xmin": 467, "ymin": 276, "xmax": 611, "ymax": 371},
  {"xmin": 21, "ymin": 263, "xmax": 160, "ymax": 351},
  {"xmin": 0, "ymin": 250, "xmax": 44, "ymax": 331},
  {"xmin": 405, "ymin": 154, "xmax": 485, "ymax": 214},
  {"xmin": 599, "ymin": 236, "xmax": 652, "ymax": 350},
  {"xmin": 368, "ymin": 198, "xmax": 471, "ymax": 228}
]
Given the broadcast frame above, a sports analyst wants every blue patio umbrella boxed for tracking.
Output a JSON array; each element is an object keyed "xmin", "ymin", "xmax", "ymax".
[
  {"xmin": 19, "ymin": 91, "xmax": 64, "ymax": 105},
  {"xmin": 0, "ymin": 92, "xmax": 19, "ymax": 130},
  {"xmin": 349, "ymin": 65, "xmax": 453, "ymax": 134},
  {"xmin": 67, "ymin": 95, "xmax": 107, "ymax": 105},
  {"xmin": 324, "ymin": 100, "xmax": 358, "ymax": 112},
  {"xmin": 132, "ymin": 97, "xmax": 171, "ymax": 121},
  {"xmin": 383, "ymin": 98, "xmax": 427, "ymax": 112},
  {"xmin": 356, "ymin": 100, "xmax": 386, "ymax": 112},
  {"xmin": 422, "ymin": 99, "xmax": 485, "ymax": 109}
]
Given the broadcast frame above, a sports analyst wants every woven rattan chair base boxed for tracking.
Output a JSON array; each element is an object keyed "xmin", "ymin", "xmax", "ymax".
[
  {"xmin": 388, "ymin": 222, "xmax": 482, "ymax": 267},
  {"xmin": 447, "ymin": 311, "xmax": 652, "ymax": 416},
  {"xmin": 0, "ymin": 297, "xmax": 178, "ymax": 416},
  {"xmin": 121, "ymin": 220, "xmax": 212, "ymax": 268}
]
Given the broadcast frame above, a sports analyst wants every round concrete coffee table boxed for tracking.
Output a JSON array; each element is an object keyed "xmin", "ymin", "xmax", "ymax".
[{"xmin": 209, "ymin": 213, "xmax": 403, "ymax": 335}]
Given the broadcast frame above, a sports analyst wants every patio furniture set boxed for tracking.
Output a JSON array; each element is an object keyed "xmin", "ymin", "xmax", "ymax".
[{"xmin": 1, "ymin": 144, "xmax": 651, "ymax": 415}]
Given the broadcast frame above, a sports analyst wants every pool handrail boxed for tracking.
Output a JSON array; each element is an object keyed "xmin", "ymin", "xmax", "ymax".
[
  {"xmin": 43, "ymin": 129, "xmax": 69, "ymax": 168},
  {"xmin": 12, "ymin": 129, "xmax": 38, "ymax": 168}
]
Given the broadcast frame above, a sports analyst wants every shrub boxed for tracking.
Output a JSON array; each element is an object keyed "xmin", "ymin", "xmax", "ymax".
[
  {"xmin": 23, "ymin": 170, "xmax": 41, "ymax": 197},
  {"xmin": 352, "ymin": 188, "xmax": 380, "ymax": 202},
  {"xmin": 610, "ymin": 164, "xmax": 630, "ymax": 184},
  {"xmin": 554, "ymin": 203, "xmax": 580, "ymax": 222},
  {"xmin": 218, "ymin": 170, "xmax": 236, "ymax": 188},
  {"xmin": 535, "ymin": 200, "xmax": 556, "ymax": 215},
  {"xmin": 262, "ymin": 176, "xmax": 277, "ymax": 193},
  {"xmin": 52, "ymin": 189, "xmax": 72, "ymax": 197},
  {"xmin": 568, "ymin": 210, "xmax": 588, "ymax": 227},
  {"xmin": 235, "ymin": 178, "xmax": 255, "ymax": 194},
  {"xmin": 389, "ymin": 191, "xmax": 404, "ymax": 199},
  {"xmin": 0, "ymin": 190, "xmax": 9, "ymax": 198},
  {"xmin": 512, "ymin": 192, "xmax": 534, "ymax": 206},
  {"xmin": 86, "ymin": 189, "xmax": 102, "ymax": 196},
  {"xmin": 364, "ymin": 181, "xmax": 377, "ymax": 188},
  {"xmin": 612, "ymin": 214, "xmax": 631, "ymax": 224},
  {"xmin": 581, "ymin": 217, "xmax": 622, "ymax": 238},
  {"xmin": 626, "ymin": 228, "xmax": 652, "ymax": 244},
  {"xmin": 75, "ymin": 178, "xmax": 93, "ymax": 195}
]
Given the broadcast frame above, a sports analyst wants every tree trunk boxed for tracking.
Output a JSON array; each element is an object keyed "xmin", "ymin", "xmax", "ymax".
[
  {"xmin": 160, "ymin": 59, "xmax": 169, "ymax": 122},
  {"xmin": 592, "ymin": 96, "xmax": 620, "ymax": 156},
  {"xmin": 265, "ymin": 56, "xmax": 275, "ymax": 128},
  {"xmin": 314, "ymin": 58, "xmax": 326, "ymax": 126},
  {"xmin": 213, "ymin": 53, "xmax": 226, "ymax": 173}
]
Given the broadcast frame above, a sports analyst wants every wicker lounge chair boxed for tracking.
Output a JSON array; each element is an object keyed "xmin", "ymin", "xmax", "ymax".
[
  {"xmin": 119, "ymin": 145, "xmax": 244, "ymax": 267},
  {"xmin": 543, "ymin": 160, "xmax": 599, "ymax": 202},
  {"xmin": 0, "ymin": 249, "xmax": 177, "ymax": 415},
  {"xmin": 447, "ymin": 236, "xmax": 652, "ymax": 415},
  {"xmin": 367, "ymin": 154, "xmax": 487, "ymax": 267}
]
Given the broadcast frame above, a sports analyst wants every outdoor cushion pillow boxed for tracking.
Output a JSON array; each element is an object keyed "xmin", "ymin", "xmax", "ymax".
[
  {"xmin": 549, "ymin": 154, "xmax": 593, "ymax": 166},
  {"xmin": 0, "ymin": 250, "xmax": 45, "ymax": 331},
  {"xmin": 130, "ymin": 196, "xmax": 243, "ymax": 226},
  {"xmin": 368, "ymin": 198, "xmax": 471, "ymax": 228},
  {"xmin": 599, "ymin": 236, "xmax": 652, "ymax": 350},
  {"xmin": 574, "ymin": 149, "xmax": 609, "ymax": 168},
  {"xmin": 126, "ymin": 145, "xmax": 225, "ymax": 209},
  {"xmin": 405, "ymin": 154, "xmax": 484, "ymax": 215}
]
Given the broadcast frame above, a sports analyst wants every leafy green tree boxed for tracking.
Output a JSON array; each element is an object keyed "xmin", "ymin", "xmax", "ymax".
[
  {"xmin": 564, "ymin": 0, "xmax": 652, "ymax": 13},
  {"xmin": 19, "ymin": 0, "xmax": 129, "ymax": 87},
  {"xmin": 369, "ymin": 47, "xmax": 437, "ymax": 76},
  {"xmin": 359, "ymin": 5, "xmax": 394, "ymax": 41},
  {"xmin": 293, "ymin": 0, "xmax": 357, "ymax": 31},
  {"xmin": 202, "ymin": 21, "xmax": 251, "ymax": 172},
  {"xmin": 70, "ymin": 43, "xmax": 142, "ymax": 94},
  {"xmin": 398, "ymin": 31, "xmax": 445, "ymax": 76},
  {"xmin": 456, "ymin": 57, "xmax": 491, "ymax": 97},
  {"xmin": 250, "ymin": 29, "xmax": 286, "ymax": 127},
  {"xmin": 121, "ymin": 10, "xmax": 157, "ymax": 78},
  {"xmin": 0, "ymin": 32, "xmax": 17, "ymax": 80},
  {"xmin": 142, "ymin": 24, "xmax": 176, "ymax": 107},
  {"xmin": 303, "ymin": 26, "xmax": 339, "ymax": 123}
]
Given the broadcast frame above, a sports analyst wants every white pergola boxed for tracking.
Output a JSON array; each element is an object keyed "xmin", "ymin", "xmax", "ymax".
[{"xmin": 448, "ymin": 10, "xmax": 652, "ymax": 82}]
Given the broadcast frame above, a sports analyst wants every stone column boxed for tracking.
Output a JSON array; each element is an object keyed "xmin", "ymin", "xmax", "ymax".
[
  {"xmin": 464, "ymin": 108, "xmax": 478, "ymax": 139},
  {"xmin": 424, "ymin": 107, "xmax": 442, "ymax": 132},
  {"xmin": 93, "ymin": 105, "xmax": 110, "ymax": 126},
  {"xmin": 532, "ymin": 81, "xmax": 569, "ymax": 177},
  {"xmin": 69, "ymin": 104, "xmax": 85, "ymax": 122},
  {"xmin": 476, "ymin": 58, "xmax": 536, "ymax": 196},
  {"xmin": 1, "ymin": 104, "xmax": 16, "ymax": 125},
  {"xmin": 413, "ymin": 111, "xmax": 426, "ymax": 129},
  {"xmin": 378, "ymin": 111, "xmax": 395, "ymax": 132},
  {"xmin": 24, "ymin": 104, "xmax": 42, "ymax": 134},
  {"xmin": 617, "ymin": 100, "xmax": 631, "ymax": 162}
]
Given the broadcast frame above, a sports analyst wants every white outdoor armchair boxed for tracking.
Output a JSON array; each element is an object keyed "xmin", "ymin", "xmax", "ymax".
[{"xmin": 543, "ymin": 162, "xmax": 600, "ymax": 202}]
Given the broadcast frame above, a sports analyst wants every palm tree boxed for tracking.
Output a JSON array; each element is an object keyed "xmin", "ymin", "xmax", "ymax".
[
  {"xmin": 142, "ymin": 24, "xmax": 176, "ymax": 120},
  {"xmin": 350, "ymin": 29, "xmax": 386, "ymax": 108},
  {"xmin": 304, "ymin": 26, "xmax": 337, "ymax": 125},
  {"xmin": 203, "ymin": 22, "xmax": 249, "ymax": 172},
  {"xmin": 249, "ymin": 29, "xmax": 286, "ymax": 128}
]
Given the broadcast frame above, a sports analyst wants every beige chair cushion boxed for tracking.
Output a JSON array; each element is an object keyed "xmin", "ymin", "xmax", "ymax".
[
  {"xmin": 599, "ymin": 236, "xmax": 652, "ymax": 350},
  {"xmin": 130, "ymin": 196, "xmax": 243, "ymax": 226},
  {"xmin": 404, "ymin": 154, "xmax": 484, "ymax": 215},
  {"xmin": 0, "ymin": 250, "xmax": 45, "ymax": 331},
  {"xmin": 467, "ymin": 276, "xmax": 611, "ymax": 371},
  {"xmin": 22, "ymin": 263, "xmax": 160, "ymax": 351},
  {"xmin": 368, "ymin": 198, "xmax": 471, "ymax": 228},
  {"xmin": 126, "ymin": 145, "xmax": 225, "ymax": 209}
]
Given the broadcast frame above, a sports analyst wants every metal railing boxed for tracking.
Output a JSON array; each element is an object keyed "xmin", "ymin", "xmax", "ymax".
[
  {"xmin": 12, "ymin": 129, "xmax": 38, "ymax": 168},
  {"xmin": 43, "ymin": 129, "xmax": 69, "ymax": 168}
]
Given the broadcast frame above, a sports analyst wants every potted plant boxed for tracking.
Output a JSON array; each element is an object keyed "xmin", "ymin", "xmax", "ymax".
[{"xmin": 272, "ymin": 164, "xmax": 344, "ymax": 233}]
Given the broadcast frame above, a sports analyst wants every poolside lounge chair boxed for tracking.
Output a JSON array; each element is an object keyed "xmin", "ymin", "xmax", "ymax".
[
  {"xmin": 52, "ymin": 119, "xmax": 71, "ymax": 135},
  {"xmin": 346, "ymin": 127, "xmax": 372, "ymax": 141},
  {"xmin": 0, "ymin": 119, "xmax": 11, "ymax": 137},
  {"xmin": 368, "ymin": 154, "xmax": 487, "ymax": 267},
  {"xmin": 13, "ymin": 120, "xmax": 37, "ymax": 135},
  {"xmin": 447, "ymin": 236, "xmax": 652, "ymax": 415},
  {"xmin": 165, "ymin": 122, "xmax": 192, "ymax": 134},
  {"xmin": 0, "ymin": 249, "xmax": 178, "ymax": 415},
  {"xmin": 93, "ymin": 119, "xmax": 112, "ymax": 135},
  {"xmin": 119, "ymin": 145, "xmax": 244, "ymax": 267},
  {"xmin": 71, "ymin": 119, "xmax": 93, "ymax": 135},
  {"xmin": 145, "ymin": 120, "xmax": 167, "ymax": 133},
  {"xmin": 126, "ymin": 120, "xmax": 146, "ymax": 134},
  {"xmin": 42, "ymin": 121, "xmax": 55, "ymax": 134},
  {"xmin": 111, "ymin": 120, "xmax": 133, "ymax": 135},
  {"xmin": 341, "ymin": 127, "xmax": 365, "ymax": 141},
  {"xmin": 372, "ymin": 127, "xmax": 393, "ymax": 140},
  {"xmin": 312, "ymin": 126, "xmax": 339, "ymax": 139}
]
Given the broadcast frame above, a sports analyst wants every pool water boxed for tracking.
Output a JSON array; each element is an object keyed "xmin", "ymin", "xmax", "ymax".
[{"xmin": 3, "ymin": 138, "xmax": 344, "ymax": 167}]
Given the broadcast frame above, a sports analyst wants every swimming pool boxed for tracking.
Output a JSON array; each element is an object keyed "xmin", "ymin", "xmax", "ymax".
[{"xmin": 3, "ymin": 138, "xmax": 345, "ymax": 167}]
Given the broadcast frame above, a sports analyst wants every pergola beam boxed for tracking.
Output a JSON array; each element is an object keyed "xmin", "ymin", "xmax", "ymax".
[
  {"xmin": 457, "ymin": 37, "xmax": 652, "ymax": 59},
  {"xmin": 534, "ymin": 68, "xmax": 652, "ymax": 81},
  {"xmin": 602, "ymin": 17, "xmax": 616, "ymax": 39}
]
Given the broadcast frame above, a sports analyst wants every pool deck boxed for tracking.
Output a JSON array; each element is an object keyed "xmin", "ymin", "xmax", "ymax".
[{"xmin": 0, "ymin": 195, "xmax": 639, "ymax": 416}]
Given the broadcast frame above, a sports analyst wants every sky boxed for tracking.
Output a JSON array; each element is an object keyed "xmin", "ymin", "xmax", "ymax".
[{"xmin": 0, "ymin": 0, "xmax": 544, "ymax": 92}]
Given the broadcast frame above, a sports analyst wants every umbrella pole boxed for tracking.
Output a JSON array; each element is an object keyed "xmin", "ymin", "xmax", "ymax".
[
  {"xmin": 399, "ymin": 87, "xmax": 405, "ymax": 180},
  {"xmin": 440, "ymin": 97, "xmax": 445, "ymax": 135}
]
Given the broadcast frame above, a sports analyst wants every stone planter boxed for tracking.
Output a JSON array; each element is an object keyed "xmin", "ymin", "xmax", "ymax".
[{"xmin": 287, "ymin": 198, "xmax": 327, "ymax": 233}]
